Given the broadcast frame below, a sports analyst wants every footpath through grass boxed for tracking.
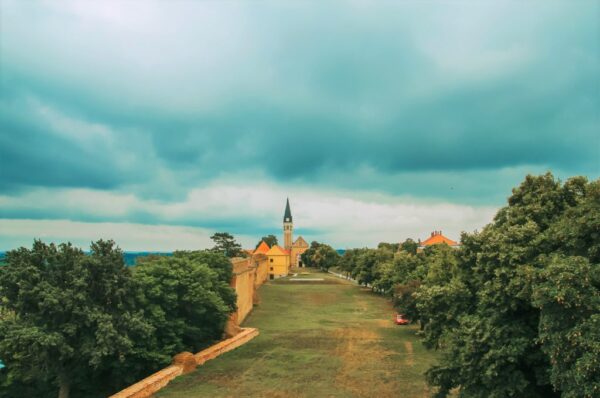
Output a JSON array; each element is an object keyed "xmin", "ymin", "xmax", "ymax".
[{"xmin": 157, "ymin": 269, "xmax": 439, "ymax": 398}]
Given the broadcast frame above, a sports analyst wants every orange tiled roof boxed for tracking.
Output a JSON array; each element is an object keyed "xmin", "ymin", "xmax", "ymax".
[
  {"xmin": 421, "ymin": 231, "xmax": 458, "ymax": 246},
  {"xmin": 254, "ymin": 241, "xmax": 270, "ymax": 255},
  {"xmin": 266, "ymin": 245, "xmax": 290, "ymax": 256}
]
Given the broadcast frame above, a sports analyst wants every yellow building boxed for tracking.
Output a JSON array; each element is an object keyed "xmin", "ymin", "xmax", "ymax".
[
  {"xmin": 265, "ymin": 245, "xmax": 291, "ymax": 279},
  {"xmin": 249, "ymin": 198, "xmax": 309, "ymax": 279}
]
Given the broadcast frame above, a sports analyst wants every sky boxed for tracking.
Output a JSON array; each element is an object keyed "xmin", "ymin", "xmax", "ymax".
[{"xmin": 0, "ymin": 0, "xmax": 598, "ymax": 250}]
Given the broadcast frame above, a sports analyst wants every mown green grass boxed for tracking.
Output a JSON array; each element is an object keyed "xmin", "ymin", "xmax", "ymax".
[{"xmin": 156, "ymin": 270, "xmax": 440, "ymax": 398}]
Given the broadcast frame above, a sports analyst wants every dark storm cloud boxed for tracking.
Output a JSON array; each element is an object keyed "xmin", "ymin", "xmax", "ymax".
[{"xmin": 0, "ymin": 0, "xmax": 598, "ymax": 203}]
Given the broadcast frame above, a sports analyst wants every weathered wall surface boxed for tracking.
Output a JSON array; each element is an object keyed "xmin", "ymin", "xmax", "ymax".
[
  {"xmin": 232, "ymin": 259, "xmax": 256, "ymax": 325},
  {"xmin": 254, "ymin": 255, "xmax": 269, "ymax": 287},
  {"xmin": 226, "ymin": 254, "xmax": 270, "ymax": 335},
  {"xmin": 269, "ymin": 254, "xmax": 290, "ymax": 278},
  {"xmin": 291, "ymin": 246, "xmax": 308, "ymax": 267},
  {"xmin": 110, "ymin": 328, "xmax": 259, "ymax": 398}
]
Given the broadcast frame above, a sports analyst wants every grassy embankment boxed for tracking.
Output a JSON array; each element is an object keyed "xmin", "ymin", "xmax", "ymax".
[{"xmin": 157, "ymin": 269, "xmax": 440, "ymax": 398}]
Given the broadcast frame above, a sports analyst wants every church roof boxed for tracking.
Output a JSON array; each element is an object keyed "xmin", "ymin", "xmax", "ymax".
[
  {"xmin": 266, "ymin": 245, "xmax": 290, "ymax": 256},
  {"xmin": 293, "ymin": 236, "xmax": 309, "ymax": 247},
  {"xmin": 254, "ymin": 241, "xmax": 270, "ymax": 255},
  {"xmin": 283, "ymin": 198, "xmax": 292, "ymax": 223},
  {"xmin": 421, "ymin": 231, "xmax": 458, "ymax": 247}
]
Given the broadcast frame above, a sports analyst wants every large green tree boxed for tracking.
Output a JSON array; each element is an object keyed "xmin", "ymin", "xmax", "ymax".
[
  {"xmin": 0, "ymin": 240, "xmax": 150, "ymax": 398},
  {"xmin": 424, "ymin": 174, "xmax": 600, "ymax": 397},
  {"xmin": 301, "ymin": 241, "xmax": 340, "ymax": 271},
  {"xmin": 300, "ymin": 241, "xmax": 321, "ymax": 268},
  {"xmin": 132, "ymin": 252, "xmax": 236, "ymax": 364}
]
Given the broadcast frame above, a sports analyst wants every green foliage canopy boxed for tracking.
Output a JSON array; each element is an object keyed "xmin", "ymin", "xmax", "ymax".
[
  {"xmin": 0, "ymin": 240, "xmax": 150, "ymax": 398},
  {"xmin": 424, "ymin": 174, "xmax": 599, "ymax": 397},
  {"xmin": 301, "ymin": 241, "xmax": 340, "ymax": 271},
  {"xmin": 210, "ymin": 232, "xmax": 244, "ymax": 258},
  {"xmin": 0, "ymin": 243, "xmax": 237, "ymax": 398}
]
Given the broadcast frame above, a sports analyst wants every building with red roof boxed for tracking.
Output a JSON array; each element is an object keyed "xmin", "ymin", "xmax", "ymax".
[{"xmin": 418, "ymin": 230, "xmax": 460, "ymax": 250}]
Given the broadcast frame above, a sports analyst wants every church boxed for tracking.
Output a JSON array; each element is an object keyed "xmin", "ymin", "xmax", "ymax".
[{"xmin": 251, "ymin": 198, "xmax": 309, "ymax": 279}]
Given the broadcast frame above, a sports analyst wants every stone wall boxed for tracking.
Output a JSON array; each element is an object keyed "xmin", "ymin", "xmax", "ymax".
[
  {"xmin": 231, "ymin": 257, "xmax": 256, "ymax": 325},
  {"xmin": 254, "ymin": 254, "xmax": 269, "ymax": 287},
  {"xmin": 110, "ymin": 328, "xmax": 259, "ymax": 398},
  {"xmin": 291, "ymin": 246, "xmax": 309, "ymax": 267}
]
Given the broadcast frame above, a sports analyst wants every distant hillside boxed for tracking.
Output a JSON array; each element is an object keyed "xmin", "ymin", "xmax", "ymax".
[{"xmin": 0, "ymin": 251, "xmax": 171, "ymax": 266}]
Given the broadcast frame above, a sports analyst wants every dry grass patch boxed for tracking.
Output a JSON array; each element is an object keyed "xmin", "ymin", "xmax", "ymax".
[{"xmin": 157, "ymin": 269, "xmax": 440, "ymax": 398}]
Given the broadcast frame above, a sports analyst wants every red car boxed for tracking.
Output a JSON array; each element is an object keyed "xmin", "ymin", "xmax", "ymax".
[{"xmin": 395, "ymin": 314, "xmax": 410, "ymax": 325}]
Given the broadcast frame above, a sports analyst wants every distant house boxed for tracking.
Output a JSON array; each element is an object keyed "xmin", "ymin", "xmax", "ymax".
[
  {"xmin": 418, "ymin": 230, "xmax": 460, "ymax": 251},
  {"xmin": 265, "ymin": 245, "xmax": 291, "ymax": 279}
]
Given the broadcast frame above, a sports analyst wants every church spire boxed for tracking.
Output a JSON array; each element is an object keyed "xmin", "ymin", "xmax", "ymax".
[
  {"xmin": 283, "ymin": 198, "xmax": 293, "ymax": 250},
  {"xmin": 283, "ymin": 197, "xmax": 292, "ymax": 223}
]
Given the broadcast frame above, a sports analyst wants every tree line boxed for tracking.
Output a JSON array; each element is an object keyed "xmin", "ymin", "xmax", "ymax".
[
  {"xmin": 0, "ymin": 240, "xmax": 237, "ymax": 398},
  {"xmin": 306, "ymin": 173, "xmax": 599, "ymax": 397}
]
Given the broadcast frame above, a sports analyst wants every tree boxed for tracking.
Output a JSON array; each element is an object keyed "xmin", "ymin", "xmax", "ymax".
[
  {"xmin": 210, "ymin": 232, "xmax": 243, "ymax": 258},
  {"xmin": 394, "ymin": 280, "xmax": 421, "ymax": 321},
  {"xmin": 423, "ymin": 174, "xmax": 600, "ymax": 397},
  {"xmin": 172, "ymin": 250, "xmax": 233, "ymax": 283},
  {"xmin": 301, "ymin": 241, "xmax": 340, "ymax": 271},
  {"xmin": 255, "ymin": 235, "xmax": 278, "ymax": 249},
  {"xmin": 529, "ymin": 256, "xmax": 600, "ymax": 397},
  {"xmin": 526, "ymin": 179, "xmax": 600, "ymax": 397},
  {"xmin": 338, "ymin": 249, "xmax": 358, "ymax": 277},
  {"xmin": 0, "ymin": 240, "xmax": 150, "ymax": 398},
  {"xmin": 301, "ymin": 241, "xmax": 322, "ymax": 268},
  {"xmin": 132, "ymin": 253, "xmax": 236, "ymax": 360},
  {"xmin": 400, "ymin": 238, "xmax": 419, "ymax": 255},
  {"xmin": 312, "ymin": 245, "xmax": 340, "ymax": 271},
  {"xmin": 354, "ymin": 249, "xmax": 392, "ymax": 287},
  {"xmin": 377, "ymin": 242, "xmax": 400, "ymax": 252}
]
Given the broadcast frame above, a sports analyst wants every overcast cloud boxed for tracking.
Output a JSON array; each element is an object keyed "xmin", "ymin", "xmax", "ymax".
[{"xmin": 0, "ymin": 0, "xmax": 598, "ymax": 249}]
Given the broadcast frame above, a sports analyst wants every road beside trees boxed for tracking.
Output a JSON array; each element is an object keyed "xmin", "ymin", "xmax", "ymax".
[{"xmin": 335, "ymin": 173, "xmax": 599, "ymax": 397}]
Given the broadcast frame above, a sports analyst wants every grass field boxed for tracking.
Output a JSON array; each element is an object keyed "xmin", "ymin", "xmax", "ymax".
[{"xmin": 156, "ymin": 269, "xmax": 440, "ymax": 398}]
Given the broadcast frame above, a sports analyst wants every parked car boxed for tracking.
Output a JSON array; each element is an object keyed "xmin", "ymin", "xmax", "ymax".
[{"xmin": 395, "ymin": 313, "xmax": 410, "ymax": 325}]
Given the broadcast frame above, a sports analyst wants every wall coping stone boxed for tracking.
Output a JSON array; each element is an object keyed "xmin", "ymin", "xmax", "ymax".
[{"xmin": 109, "ymin": 328, "xmax": 259, "ymax": 398}]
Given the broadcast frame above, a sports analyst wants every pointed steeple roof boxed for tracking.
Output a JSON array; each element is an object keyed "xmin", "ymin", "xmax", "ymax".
[{"xmin": 283, "ymin": 197, "xmax": 293, "ymax": 223}]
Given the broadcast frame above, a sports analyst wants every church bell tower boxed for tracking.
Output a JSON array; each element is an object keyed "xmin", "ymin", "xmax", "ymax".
[{"xmin": 283, "ymin": 198, "xmax": 293, "ymax": 250}]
